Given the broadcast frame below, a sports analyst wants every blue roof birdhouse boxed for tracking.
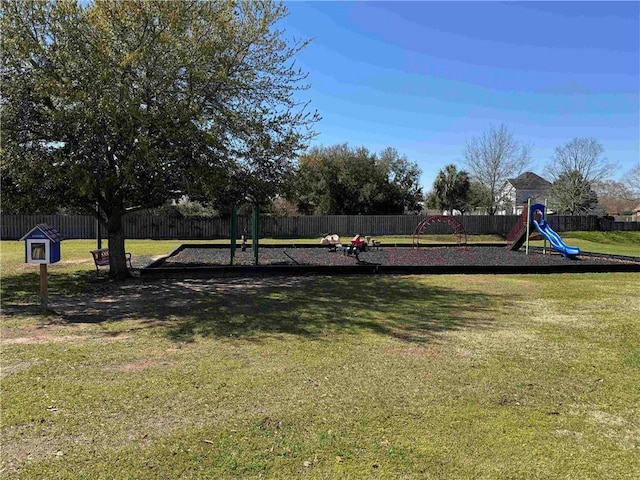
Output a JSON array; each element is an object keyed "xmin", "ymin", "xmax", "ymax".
[{"xmin": 20, "ymin": 224, "xmax": 63, "ymax": 264}]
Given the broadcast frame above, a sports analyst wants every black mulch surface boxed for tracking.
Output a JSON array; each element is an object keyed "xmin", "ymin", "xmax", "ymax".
[{"xmin": 157, "ymin": 246, "xmax": 639, "ymax": 268}]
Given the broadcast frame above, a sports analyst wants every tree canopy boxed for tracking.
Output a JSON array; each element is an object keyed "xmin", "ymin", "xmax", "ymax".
[
  {"xmin": 285, "ymin": 144, "xmax": 423, "ymax": 215},
  {"xmin": 1, "ymin": 0, "xmax": 318, "ymax": 278},
  {"xmin": 429, "ymin": 164, "xmax": 470, "ymax": 215},
  {"xmin": 465, "ymin": 181, "xmax": 493, "ymax": 215},
  {"xmin": 545, "ymin": 138, "xmax": 615, "ymax": 186},
  {"xmin": 545, "ymin": 138, "xmax": 615, "ymax": 216},
  {"xmin": 462, "ymin": 124, "xmax": 531, "ymax": 215},
  {"xmin": 550, "ymin": 170, "xmax": 598, "ymax": 215}
]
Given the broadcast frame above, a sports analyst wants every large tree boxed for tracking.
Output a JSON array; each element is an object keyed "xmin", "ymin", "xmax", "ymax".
[
  {"xmin": 550, "ymin": 170, "xmax": 598, "ymax": 215},
  {"xmin": 1, "ymin": 0, "xmax": 317, "ymax": 279},
  {"xmin": 431, "ymin": 164, "xmax": 470, "ymax": 215},
  {"xmin": 462, "ymin": 124, "xmax": 531, "ymax": 215},
  {"xmin": 545, "ymin": 138, "xmax": 615, "ymax": 216},
  {"xmin": 545, "ymin": 138, "xmax": 615, "ymax": 186},
  {"xmin": 376, "ymin": 147, "xmax": 424, "ymax": 214},
  {"xmin": 287, "ymin": 144, "xmax": 422, "ymax": 215}
]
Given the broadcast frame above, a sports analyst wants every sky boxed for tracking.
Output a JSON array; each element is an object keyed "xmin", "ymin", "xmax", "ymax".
[{"xmin": 280, "ymin": 1, "xmax": 639, "ymax": 190}]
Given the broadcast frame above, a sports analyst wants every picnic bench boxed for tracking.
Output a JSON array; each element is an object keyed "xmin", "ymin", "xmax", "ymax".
[{"xmin": 90, "ymin": 248, "xmax": 132, "ymax": 275}]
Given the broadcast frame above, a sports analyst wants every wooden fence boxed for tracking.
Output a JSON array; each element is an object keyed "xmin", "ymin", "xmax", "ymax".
[{"xmin": 2, "ymin": 214, "xmax": 630, "ymax": 241}]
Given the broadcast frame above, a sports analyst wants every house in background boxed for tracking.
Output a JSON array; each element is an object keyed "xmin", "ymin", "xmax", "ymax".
[{"xmin": 496, "ymin": 172, "xmax": 552, "ymax": 215}]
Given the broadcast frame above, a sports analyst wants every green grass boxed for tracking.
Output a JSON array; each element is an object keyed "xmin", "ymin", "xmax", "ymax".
[
  {"xmin": 529, "ymin": 231, "xmax": 640, "ymax": 257},
  {"xmin": 0, "ymin": 239, "xmax": 192, "ymax": 304},
  {"xmin": 2, "ymin": 236, "xmax": 639, "ymax": 479}
]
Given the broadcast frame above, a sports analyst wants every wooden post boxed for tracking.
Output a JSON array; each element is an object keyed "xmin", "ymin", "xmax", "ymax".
[{"xmin": 40, "ymin": 263, "xmax": 48, "ymax": 311}]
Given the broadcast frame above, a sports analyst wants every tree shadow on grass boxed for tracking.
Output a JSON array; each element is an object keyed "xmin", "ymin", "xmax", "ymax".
[
  {"xmin": 1, "ymin": 269, "xmax": 102, "ymax": 306},
  {"xmin": 2, "ymin": 269, "xmax": 499, "ymax": 344},
  {"xmin": 0, "ymin": 268, "xmax": 148, "ymax": 323},
  {"xmin": 3, "ymin": 274, "xmax": 499, "ymax": 344}
]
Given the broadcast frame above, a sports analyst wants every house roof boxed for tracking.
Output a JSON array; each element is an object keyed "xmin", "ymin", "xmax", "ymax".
[
  {"xmin": 20, "ymin": 224, "xmax": 64, "ymax": 242},
  {"xmin": 508, "ymin": 172, "xmax": 551, "ymax": 190}
]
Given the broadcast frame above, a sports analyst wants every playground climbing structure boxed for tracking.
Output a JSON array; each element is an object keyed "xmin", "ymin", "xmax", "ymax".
[
  {"xmin": 412, "ymin": 216, "xmax": 467, "ymax": 248},
  {"xmin": 507, "ymin": 203, "xmax": 580, "ymax": 258}
]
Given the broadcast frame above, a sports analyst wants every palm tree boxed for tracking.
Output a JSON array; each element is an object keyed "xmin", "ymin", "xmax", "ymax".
[{"xmin": 433, "ymin": 164, "xmax": 470, "ymax": 214}]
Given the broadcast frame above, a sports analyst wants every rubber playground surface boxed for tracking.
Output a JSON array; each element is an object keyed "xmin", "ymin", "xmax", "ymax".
[{"xmin": 141, "ymin": 244, "xmax": 640, "ymax": 278}]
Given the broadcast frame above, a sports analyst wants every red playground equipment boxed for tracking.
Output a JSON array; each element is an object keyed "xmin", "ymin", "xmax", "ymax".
[
  {"xmin": 351, "ymin": 234, "xmax": 366, "ymax": 250},
  {"xmin": 346, "ymin": 235, "xmax": 367, "ymax": 259},
  {"xmin": 327, "ymin": 234, "xmax": 368, "ymax": 260},
  {"xmin": 412, "ymin": 216, "xmax": 467, "ymax": 247}
]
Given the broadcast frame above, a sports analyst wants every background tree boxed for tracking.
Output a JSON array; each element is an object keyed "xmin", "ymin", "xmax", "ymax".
[
  {"xmin": 377, "ymin": 147, "xmax": 424, "ymax": 214},
  {"xmin": 431, "ymin": 164, "xmax": 470, "ymax": 215},
  {"xmin": 545, "ymin": 138, "xmax": 615, "ymax": 216},
  {"xmin": 1, "ymin": 0, "xmax": 318, "ymax": 279},
  {"xmin": 465, "ymin": 181, "xmax": 493, "ymax": 214},
  {"xmin": 592, "ymin": 180, "xmax": 637, "ymax": 215},
  {"xmin": 423, "ymin": 190, "xmax": 438, "ymax": 212},
  {"xmin": 462, "ymin": 124, "xmax": 531, "ymax": 215},
  {"xmin": 545, "ymin": 138, "xmax": 616, "ymax": 187},
  {"xmin": 550, "ymin": 170, "xmax": 598, "ymax": 215},
  {"xmin": 286, "ymin": 144, "xmax": 422, "ymax": 215},
  {"xmin": 623, "ymin": 164, "xmax": 640, "ymax": 200}
]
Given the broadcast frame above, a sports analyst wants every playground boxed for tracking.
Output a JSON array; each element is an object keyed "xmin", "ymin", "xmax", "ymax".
[
  {"xmin": 142, "ymin": 208, "xmax": 640, "ymax": 278},
  {"xmin": 147, "ymin": 243, "xmax": 638, "ymax": 272}
]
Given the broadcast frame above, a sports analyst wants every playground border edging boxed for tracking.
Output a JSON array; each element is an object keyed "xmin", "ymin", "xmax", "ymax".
[{"xmin": 140, "ymin": 259, "xmax": 640, "ymax": 280}]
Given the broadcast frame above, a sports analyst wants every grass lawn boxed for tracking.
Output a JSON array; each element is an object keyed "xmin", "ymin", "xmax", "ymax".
[
  {"xmin": 527, "ymin": 231, "xmax": 640, "ymax": 258},
  {"xmin": 1, "ymin": 236, "xmax": 639, "ymax": 479}
]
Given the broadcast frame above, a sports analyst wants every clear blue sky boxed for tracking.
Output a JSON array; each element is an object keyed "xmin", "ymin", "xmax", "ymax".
[{"xmin": 281, "ymin": 1, "xmax": 639, "ymax": 190}]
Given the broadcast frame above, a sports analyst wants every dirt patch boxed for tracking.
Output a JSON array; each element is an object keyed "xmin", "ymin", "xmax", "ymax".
[{"xmin": 588, "ymin": 410, "xmax": 640, "ymax": 450}]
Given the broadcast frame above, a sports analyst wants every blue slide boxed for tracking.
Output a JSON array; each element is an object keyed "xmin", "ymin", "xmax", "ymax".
[{"xmin": 532, "ymin": 219, "xmax": 580, "ymax": 258}]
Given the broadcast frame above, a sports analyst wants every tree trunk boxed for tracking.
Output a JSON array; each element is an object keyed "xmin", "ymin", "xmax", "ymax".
[{"xmin": 107, "ymin": 211, "xmax": 131, "ymax": 280}]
